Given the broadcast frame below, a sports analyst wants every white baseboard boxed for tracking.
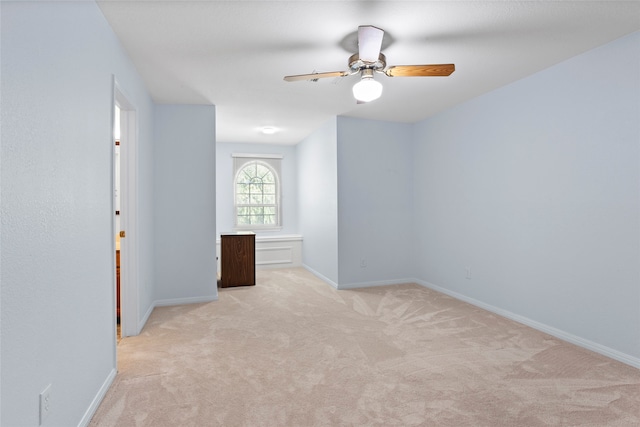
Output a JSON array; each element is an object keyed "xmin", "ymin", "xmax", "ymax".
[
  {"xmin": 134, "ymin": 295, "xmax": 218, "ymax": 336},
  {"xmin": 303, "ymin": 264, "xmax": 339, "ymax": 289},
  {"xmin": 77, "ymin": 368, "xmax": 117, "ymax": 427},
  {"xmin": 338, "ymin": 278, "xmax": 416, "ymax": 290},
  {"xmin": 153, "ymin": 295, "xmax": 218, "ymax": 307},
  {"xmin": 138, "ymin": 302, "xmax": 155, "ymax": 335},
  {"xmin": 414, "ymin": 278, "xmax": 640, "ymax": 370}
]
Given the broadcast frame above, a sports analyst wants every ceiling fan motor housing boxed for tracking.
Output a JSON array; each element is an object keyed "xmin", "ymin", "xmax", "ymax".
[{"xmin": 348, "ymin": 52, "xmax": 387, "ymax": 73}]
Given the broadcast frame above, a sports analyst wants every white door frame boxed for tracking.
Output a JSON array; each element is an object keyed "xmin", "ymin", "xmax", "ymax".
[{"xmin": 113, "ymin": 77, "xmax": 139, "ymax": 340}]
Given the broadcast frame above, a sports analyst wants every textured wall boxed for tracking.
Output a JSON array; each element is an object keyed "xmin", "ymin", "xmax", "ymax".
[
  {"xmin": 296, "ymin": 118, "xmax": 339, "ymax": 284},
  {"xmin": 412, "ymin": 32, "xmax": 640, "ymax": 363},
  {"xmin": 0, "ymin": 2, "xmax": 156, "ymax": 425},
  {"xmin": 336, "ymin": 117, "xmax": 415, "ymax": 287},
  {"xmin": 154, "ymin": 105, "xmax": 217, "ymax": 303}
]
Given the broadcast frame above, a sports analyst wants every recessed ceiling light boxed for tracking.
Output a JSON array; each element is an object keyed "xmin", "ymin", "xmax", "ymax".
[{"xmin": 260, "ymin": 126, "xmax": 277, "ymax": 135}]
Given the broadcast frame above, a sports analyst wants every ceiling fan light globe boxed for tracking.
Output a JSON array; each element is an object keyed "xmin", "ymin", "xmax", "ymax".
[{"xmin": 352, "ymin": 77, "xmax": 383, "ymax": 103}]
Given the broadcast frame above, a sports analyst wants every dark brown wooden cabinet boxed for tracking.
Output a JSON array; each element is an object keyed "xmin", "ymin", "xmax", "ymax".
[{"xmin": 220, "ymin": 232, "xmax": 255, "ymax": 288}]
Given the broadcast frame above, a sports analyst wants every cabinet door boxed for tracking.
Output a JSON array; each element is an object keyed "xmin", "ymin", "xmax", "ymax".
[{"xmin": 221, "ymin": 235, "xmax": 255, "ymax": 287}]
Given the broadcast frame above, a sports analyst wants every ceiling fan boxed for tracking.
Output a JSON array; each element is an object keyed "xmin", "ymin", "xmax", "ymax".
[{"xmin": 283, "ymin": 25, "xmax": 455, "ymax": 103}]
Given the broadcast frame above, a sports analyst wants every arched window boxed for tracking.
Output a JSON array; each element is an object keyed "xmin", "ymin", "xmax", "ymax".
[{"xmin": 234, "ymin": 159, "xmax": 281, "ymax": 228}]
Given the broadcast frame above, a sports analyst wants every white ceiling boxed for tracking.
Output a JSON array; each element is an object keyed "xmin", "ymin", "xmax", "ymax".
[{"xmin": 97, "ymin": 1, "xmax": 640, "ymax": 145}]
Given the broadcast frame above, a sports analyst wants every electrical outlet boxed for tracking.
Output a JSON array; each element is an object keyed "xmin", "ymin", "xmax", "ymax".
[
  {"xmin": 40, "ymin": 384, "xmax": 52, "ymax": 425},
  {"xmin": 360, "ymin": 258, "xmax": 367, "ymax": 268},
  {"xmin": 465, "ymin": 267, "xmax": 472, "ymax": 279}
]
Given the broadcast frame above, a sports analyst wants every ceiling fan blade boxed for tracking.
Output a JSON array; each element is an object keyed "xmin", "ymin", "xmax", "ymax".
[
  {"xmin": 283, "ymin": 71, "xmax": 349, "ymax": 82},
  {"xmin": 358, "ymin": 25, "xmax": 384, "ymax": 63},
  {"xmin": 385, "ymin": 64, "xmax": 455, "ymax": 77}
]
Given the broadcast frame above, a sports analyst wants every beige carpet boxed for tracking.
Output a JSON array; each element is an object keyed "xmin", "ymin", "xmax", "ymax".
[{"xmin": 90, "ymin": 268, "xmax": 640, "ymax": 426}]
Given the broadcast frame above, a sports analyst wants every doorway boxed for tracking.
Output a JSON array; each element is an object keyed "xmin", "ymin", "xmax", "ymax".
[
  {"xmin": 114, "ymin": 105, "xmax": 122, "ymax": 341},
  {"xmin": 113, "ymin": 78, "xmax": 139, "ymax": 346}
]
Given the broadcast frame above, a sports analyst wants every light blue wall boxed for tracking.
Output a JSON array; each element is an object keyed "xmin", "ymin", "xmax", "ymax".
[
  {"xmin": 336, "ymin": 117, "xmax": 414, "ymax": 287},
  {"xmin": 413, "ymin": 31, "xmax": 640, "ymax": 362},
  {"xmin": 216, "ymin": 143, "xmax": 298, "ymax": 236},
  {"xmin": 296, "ymin": 119, "xmax": 339, "ymax": 285},
  {"xmin": 0, "ymin": 2, "xmax": 156, "ymax": 425},
  {"xmin": 154, "ymin": 105, "xmax": 217, "ymax": 302}
]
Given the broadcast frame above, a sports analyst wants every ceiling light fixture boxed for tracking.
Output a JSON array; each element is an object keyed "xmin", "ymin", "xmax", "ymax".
[
  {"xmin": 352, "ymin": 69, "xmax": 382, "ymax": 103},
  {"xmin": 260, "ymin": 126, "xmax": 277, "ymax": 135}
]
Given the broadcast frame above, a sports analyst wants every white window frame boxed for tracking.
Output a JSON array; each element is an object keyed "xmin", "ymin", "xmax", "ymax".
[{"xmin": 232, "ymin": 153, "xmax": 282, "ymax": 231}]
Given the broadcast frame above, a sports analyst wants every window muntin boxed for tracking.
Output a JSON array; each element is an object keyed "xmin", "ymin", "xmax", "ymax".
[{"xmin": 234, "ymin": 160, "xmax": 280, "ymax": 228}]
